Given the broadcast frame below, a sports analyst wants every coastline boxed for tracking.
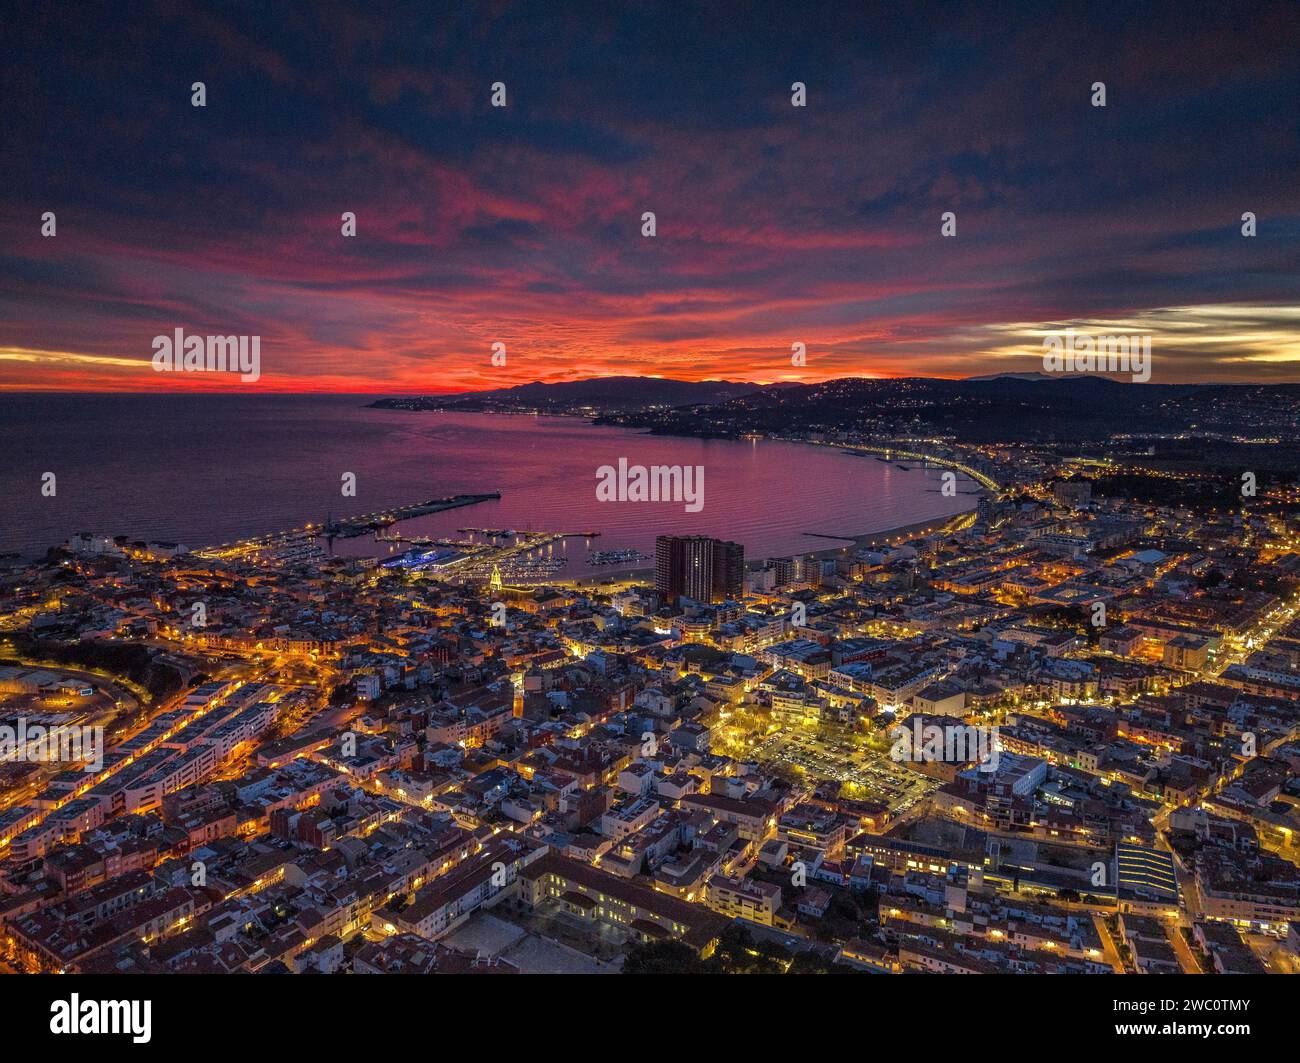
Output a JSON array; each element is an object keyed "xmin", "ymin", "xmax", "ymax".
[
  {"xmin": 554, "ymin": 511, "xmax": 975, "ymax": 590},
  {"xmin": 367, "ymin": 407, "xmax": 984, "ymax": 588},
  {"xmin": 2, "ymin": 396, "xmax": 978, "ymax": 562}
]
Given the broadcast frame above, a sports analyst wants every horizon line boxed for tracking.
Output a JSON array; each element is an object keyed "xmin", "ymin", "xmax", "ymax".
[{"xmin": 2, "ymin": 372, "xmax": 1298, "ymax": 397}]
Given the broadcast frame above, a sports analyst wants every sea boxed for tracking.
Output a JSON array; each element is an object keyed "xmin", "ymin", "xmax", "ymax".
[{"xmin": 0, "ymin": 394, "xmax": 977, "ymax": 574}]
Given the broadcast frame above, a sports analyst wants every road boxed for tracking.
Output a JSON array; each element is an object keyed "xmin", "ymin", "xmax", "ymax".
[
  {"xmin": 1165, "ymin": 922, "xmax": 1203, "ymax": 974},
  {"xmin": 1091, "ymin": 913, "xmax": 1128, "ymax": 973}
]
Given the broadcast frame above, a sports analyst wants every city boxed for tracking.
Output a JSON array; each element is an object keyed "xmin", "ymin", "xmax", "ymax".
[
  {"xmin": 3, "ymin": 414, "xmax": 1299, "ymax": 983},
  {"xmin": 2, "ymin": 0, "xmax": 1298, "ymax": 1044}
]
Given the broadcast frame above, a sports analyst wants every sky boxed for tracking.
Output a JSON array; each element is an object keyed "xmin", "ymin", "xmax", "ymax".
[{"xmin": 2, "ymin": 0, "xmax": 1298, "ymax": 392}]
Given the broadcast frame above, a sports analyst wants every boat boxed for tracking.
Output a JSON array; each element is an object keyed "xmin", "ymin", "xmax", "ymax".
[{"xmin": 587, "ymin": 549, "xmax": 648, "ymax": 566}]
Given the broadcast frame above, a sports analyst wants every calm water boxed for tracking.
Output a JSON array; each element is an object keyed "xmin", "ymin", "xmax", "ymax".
[{"xmin": 0, "ymin": 395, "xmax": 975, "ymax": 565}]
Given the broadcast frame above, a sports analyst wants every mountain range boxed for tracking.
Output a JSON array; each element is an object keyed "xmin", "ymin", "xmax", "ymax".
[{"xmin": 370, "ymin": 373, "xmax": 1300, "ymax": 449}]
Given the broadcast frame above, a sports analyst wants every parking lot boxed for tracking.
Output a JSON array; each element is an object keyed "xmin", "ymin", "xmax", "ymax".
[{"xmin": 752, "ymin": 730, "xmax": 936, "ymax": 811}]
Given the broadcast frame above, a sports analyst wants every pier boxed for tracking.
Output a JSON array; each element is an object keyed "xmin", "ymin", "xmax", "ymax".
[
  {"xmin": 458, "ymin": 527, "xmax": 600, "ymax": 539},
  {"xmin": 324, "ymin": 493, "xmax": 501, "ymax": 539}
]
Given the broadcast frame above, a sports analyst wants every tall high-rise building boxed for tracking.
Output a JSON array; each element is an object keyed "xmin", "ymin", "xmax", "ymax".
[
  {"xmin": 656, "ymin": 535, "xmax": 712, "ymax": 604},
  {"xmin": 655, "ymin": 536, "xmax": 744, "ymax": 604},
  {"xmin": 712, "ymin": 539, "xmax": 745, "ymax": 602}
]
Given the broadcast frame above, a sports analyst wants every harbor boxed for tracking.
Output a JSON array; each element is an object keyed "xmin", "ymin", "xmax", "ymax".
[{"xmin": 323, "ymin": 493, "xmax": 502, "ymax": 539}]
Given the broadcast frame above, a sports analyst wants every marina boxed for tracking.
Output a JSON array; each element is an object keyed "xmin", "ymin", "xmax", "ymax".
[{"xmin": 587, "ymin": 548, "xmax": 648, "ymax": 566}]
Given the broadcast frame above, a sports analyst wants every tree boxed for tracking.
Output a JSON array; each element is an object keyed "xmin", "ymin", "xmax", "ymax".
[
  {"xmin": 712, "ymin": 924, "xmax": 789, "ymax": 974},
  {"xmin": 622, "ymin": 939, "xmax": 712, "ymax": 975},
  {"xmin": 788, "ymin": 952, "xmax": 861, "ymax": 975}
]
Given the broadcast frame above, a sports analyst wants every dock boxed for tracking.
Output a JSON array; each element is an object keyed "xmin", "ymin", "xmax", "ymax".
[
  {"xmin": 324, "ymin": 493, "xmax": 501, "ymax": 539},
  {"xmin": 458, "ymin": 528, "xmax": 600, "ymax": 538}
]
